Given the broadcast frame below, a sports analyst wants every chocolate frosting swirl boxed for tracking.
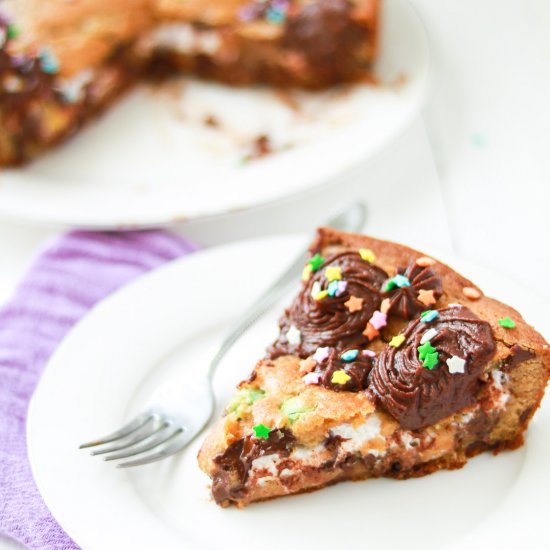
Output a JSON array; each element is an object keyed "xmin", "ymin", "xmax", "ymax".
[
  {"xmin": 383, "ymin": 262, "xmax": 443, "ymax": 319},
  {"xmin": 269, "ymin": 251, "xmax": 388, "ymax": 358},
  {"xmin": 315, "ymin": 348, "xmax": 375, "ymax": 392},
  {"xmin": 370, "ymin": 306, "xmax": 495, "ymax": 430}
]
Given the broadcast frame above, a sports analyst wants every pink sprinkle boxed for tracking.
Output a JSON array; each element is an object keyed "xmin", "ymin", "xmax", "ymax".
[
  {"xmin": 313, "ymin": 346, "xmax": 330, "ymax": 363},
  {"xmin": 448, "ymin": 303, "xmax": 461, "ymax": 308},
  {"xmin": 303, "ymin": 372, "xmax": 321, "ymax": 385},
  {"xmin": 335, "ymin": 280, "xmax": 348, "ymax": 297},
  {"xmin": 362, "ymin": 349, "xmax": 376, "ymax": 358},
  {"xmin": 369, "ymin": 310, "xmax": 387, "ymax": 330}
]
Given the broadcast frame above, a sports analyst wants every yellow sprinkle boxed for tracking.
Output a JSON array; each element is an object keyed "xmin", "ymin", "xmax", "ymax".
[
  {"xmin": 314, "ymin": 290, "xmax": 329, "ymax": 300},
  {"xmin": 325, "ymin": 266, "xmax": 342, "ymax": 282},
  {"xmin": 389, "ymin": 334, "xmax": 406, "ymax": 348},
  {"xmin": 331, "ymin": 370, "xmax": 351, "ymax": 385},
  {"xmin": 302, "ymin": 264, "xmax": 313, "ymax": 281},
  {"xmin": 359, "ymin": 248, "xmax": 376, "ymax": 263}
]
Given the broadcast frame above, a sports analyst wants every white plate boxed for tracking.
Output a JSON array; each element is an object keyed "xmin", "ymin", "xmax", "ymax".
[
  {"xmin": 28, "ymin": 235, "xmax": 550, "ymax": 550},
  {"xmin": 1, "ymin": 0, "xmax": 429, "ymax": 229}
]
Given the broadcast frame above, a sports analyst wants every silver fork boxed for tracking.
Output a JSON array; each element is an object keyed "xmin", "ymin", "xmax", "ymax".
[{"xmin": 79, "ymin": 203, "xmax": 366, "ymax": 467}]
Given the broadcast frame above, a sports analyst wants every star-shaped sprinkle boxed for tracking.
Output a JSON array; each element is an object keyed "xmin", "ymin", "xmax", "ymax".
[
  {"xmin": 308, "ymin": 253, "xmax": 325, "ymax": 272},
  {"xmin": 363, "ymin": 323, "xmax": 379, "ymax": 340},
  {"xmin": 446, "ymin": 355, "xmax": 466, "ymax": 374},
  {"xmin": 389, "ymin": 334, "xmax": 406, "ymax": 348},
  {"xmin": 369, "ymin": 310, "xmax": 387, "ymax": 330},
  {"xmin": 253, "ymin": 423, "xmax": 271, "ymax": 439},
  {"xmin": 418, "ymin": 341, "xmax": 437, "ymax": 361},
  {"xmin": 327, "ymin": 280, "xmax": 342, "ymax": 297},
  {"xmin": 417, "ymin": 289, "xmax": 437, "ymax": 307},
  {"xmin": 331, "ymin": 370, "xmax": 351, "ymax": 384},
  {"xmin": 311, "ymin": 281, "xmax": 329, "ymax": 300},
  {"xmin": 333, "ymin": 280, "xmax": 347, "ymax": 297},
  {"xmin": 420, "ymin": 310, "xmax": 439, "ymax": 323},
  {"xmin": 498, "ymin": 317, "xmax": 516, "ymax": 329},
  {"xmin": 325, "ymin": 266, "xmax": 342, "ymax": 282},
  {"xmin": 39, "ymin": 47, "xmax": 60, "ymax": 74},
  {"xmin": 313, "ymin": 347, "xmax": 330, "ymax": 363},
  {"xmin": 303, "ymin": 372, "xmax": 321, "ymax": 385},
  {"xmin": 359, "ymin": 248, "xmax": 376, "ymax": 263},
  {"xmin": 302, "ymin": 264, "xmax": 312, "ymax": 281},
  {"xmin": 363, "ymin": 349, "xmax": 376, "ymax": 358},
  {"xmin": 345, "ymin": 296, "xmax": 363, "ymax": 313},
  {"xmin": 299, "ymin": 357, "xmax": 316, "ymax": 374},
  {"xmin": 462, "ymin": 286, "xmax": 481, "ymax": 300},
  {"xmin": 341, "ymin": 349, "xmax": 359, "ymax": 362},
  {"xmin": 423, "ymin": 352, "xmax": 439, "ymax": 370},
  {"xmin": 420, "ymin": 328, "xmax": 438, "ymax": 345},
  {"xmin": 384, "ymin": 274, "xmax": 411, "ymax": 292},
  {"xmin": 380, "ymin": 298, "xmax": 391, "ymax": 314},
  {"xmin": 286, "ymin": 325, "xmax": 301, "ymax": 345}
]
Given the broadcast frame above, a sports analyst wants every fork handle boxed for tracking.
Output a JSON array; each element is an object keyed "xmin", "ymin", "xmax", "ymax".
[{"xmin": 207, "ymin": 202, "xmax": 366, "ymax": 380}]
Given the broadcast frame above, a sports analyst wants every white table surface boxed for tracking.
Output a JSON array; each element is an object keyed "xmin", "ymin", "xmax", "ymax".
[{"xmin": 1, "ymin": 1, "xmax": 549, "ymax": 548}]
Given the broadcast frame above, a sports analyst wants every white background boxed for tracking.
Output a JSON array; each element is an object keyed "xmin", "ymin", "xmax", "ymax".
[{"xmin": 1, "ymin": 0, "xmax": 549, "ymax": 548}]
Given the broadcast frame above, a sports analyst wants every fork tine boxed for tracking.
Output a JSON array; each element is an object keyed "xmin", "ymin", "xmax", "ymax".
[
  {"xmin": 90, "ymin": 421, "xmax": 169, "ymax": 456},
  {"xmin": 79, "ymin": 412, "xmax": 156, "ymax": 449},
  {"xmin": 104, "ymin": 426, "xmax": 184, "ymax": 461},
  {"xmin": 116, "ymin": 430, "xmax": 194, "ymax": 468}
]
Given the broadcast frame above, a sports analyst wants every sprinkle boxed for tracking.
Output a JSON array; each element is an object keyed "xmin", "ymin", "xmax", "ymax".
[
  {"xmin": 286, "ymin": 325, "xmax": 301, "ymax": 345},
  {"xmin": 6, "ymin": 23, "xmax": 19, "ymax": 40},
  {"xmin": 498, "ymin": 317, "xmax": 516, "ymax": 329},
  {"xmin": 418, "ymin": 341, "xmax": 437, "ymax": 361},
  {"xmin": 3, "ymin": 75, "xmax": 24, "ymax": 93},
  {"xmin": 420, "ymin": 328, "xmax": 438, "ymax": 345},
  {"xmin": 341, "ymin": 349, "xmax": 359, "ymax": 362},
  {"xmin": 302, "ymin": 264, "xmax": 312, "ymax": 281},
  {"xmin": 446, "ymin": 356, "xmax": 466, "ymax": 374},
  {"xmin": 416, "ymin": 256, "xmax": 436, "ymax": 267},
  {"xmin": 345, "ymin": 296, "xmax": 363, "ymax": 313},
  {"xmin": 253, "ymin": 423, "xmax": 271, "ymax": 439},
  {"xmin": 315, "ymin": 290, "xmax": 328, "ymax": 300},
  {"xmin": 0, "ymin": 28, "xmax": 6, "ymax": 48},
  {"xmin": 369, "ymin": 310, "xmax": 387, "ymax": 330},
  {"xmin": 363, "ymin": 323, "xmax": 379, "ymax": 340},
  {"xmin": 266, "ymin": 6, "xmax": 286, "ymax": 23},
  {"xmin": 463, "ymin": 287, "xmax": 481, "ymax": 300},
  {"xmin": 311, "ymin": 281, "xmax": 321, "ymax": 298},
  {"xmin": 420, "ymin": 310, "xmax": 439, "ymax": 323},
  {"xmin": 313, "ymin": 347, "xmax": 330, "ymax": 363},
  {"xmin": 417, "ymin": 289, "xmax": 437, "ymax": 306},
  {"xmin": 423, "ymin": 352, "xmax": 439, "ymax": 370},
  {"xmin": 380, "ymin": 298, "xmax": 391, "ymax": 314},
  {"xmin": 299, "ymin": 357, "xmax": 316, "ymax": 374},
  {"xmin": 385, "ymin": 274, "xmax": 410, "ymax": 292},
  {"xmin": 363, "ymin": 349, "xmax": 376, "ymax": 358},
  {"xmin": 359, "ymin": 248, "xmax": 376, "ymax": 263},
  {"xmin": 331, "ymin": 370, "xmax": 351, "ymax": 385},
  {"xmin": 389, "ymin": 334, "xmax": 406, "ymax": 348},
  {"xmin": 448, "ymin": 303, "xmax": 461, "ymax": 308},
  {"xmin": 303, "ymin": 372, "xmax": 321, "ymax": 385},
  {"xmin": 308, "ymin": 253, "xmax": 325, "ymax": 272},
  {"xmin": 328, "ymin": 280, "xmax": 347, "ymax": 297},
  {"xmin": 39, "ymin": 47, "xmax": 60, "ymax": 74},
  {"xmin": 325, "ymin": 266, "xmax": 342, "ymax": 282}
]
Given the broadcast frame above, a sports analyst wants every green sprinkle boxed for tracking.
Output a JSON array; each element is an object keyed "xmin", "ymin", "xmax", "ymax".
[
  {"xmin": 423, "ymin": 352, "xmax": 439, "ymax": 370},
  {"xmin": 253, "ymin": 423, "xmax": 271, "ymax": 439},
  {"xmin": 498, "ymin": 317, "xmax": 516, "ymax": 329},
  {"xmin": 6, "ymin": 24, "xmax": 20, "ymax": 40},
  {"xmin": 308, "ymin": 253, "xmax": 325, "ymax": 272},
  {"xmin": 418, "ymin": 341, "xmax": 437, "ymax": 361},
  {"xmin": 280, "ymin": 396, "xmax": 315, "ymax": 424}
]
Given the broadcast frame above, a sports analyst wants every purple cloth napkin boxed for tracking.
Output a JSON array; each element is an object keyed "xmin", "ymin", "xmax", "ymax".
[{"xmin": 0, "ymin": 230, "xmax": 196, "ymax": 550}]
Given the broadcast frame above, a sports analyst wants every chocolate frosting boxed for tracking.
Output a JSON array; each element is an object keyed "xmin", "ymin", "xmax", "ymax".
[
  {"xmin": 383, "ymin": 262, "xmax": 443, "ymax": 319},
  {"xmin": 269, "ymin": 251, "xmax": 388, "ymax": 358},
  {"xmin": 212, "ymin": 428, "xmax": 295, "ymax": 504},
  {"xmin": 316, "ymin": 348, "xmax": 374, "ymax": 392},
  {"xmin": 370, "ymin": 306, "xmax": 496, "ymax": 430}
]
